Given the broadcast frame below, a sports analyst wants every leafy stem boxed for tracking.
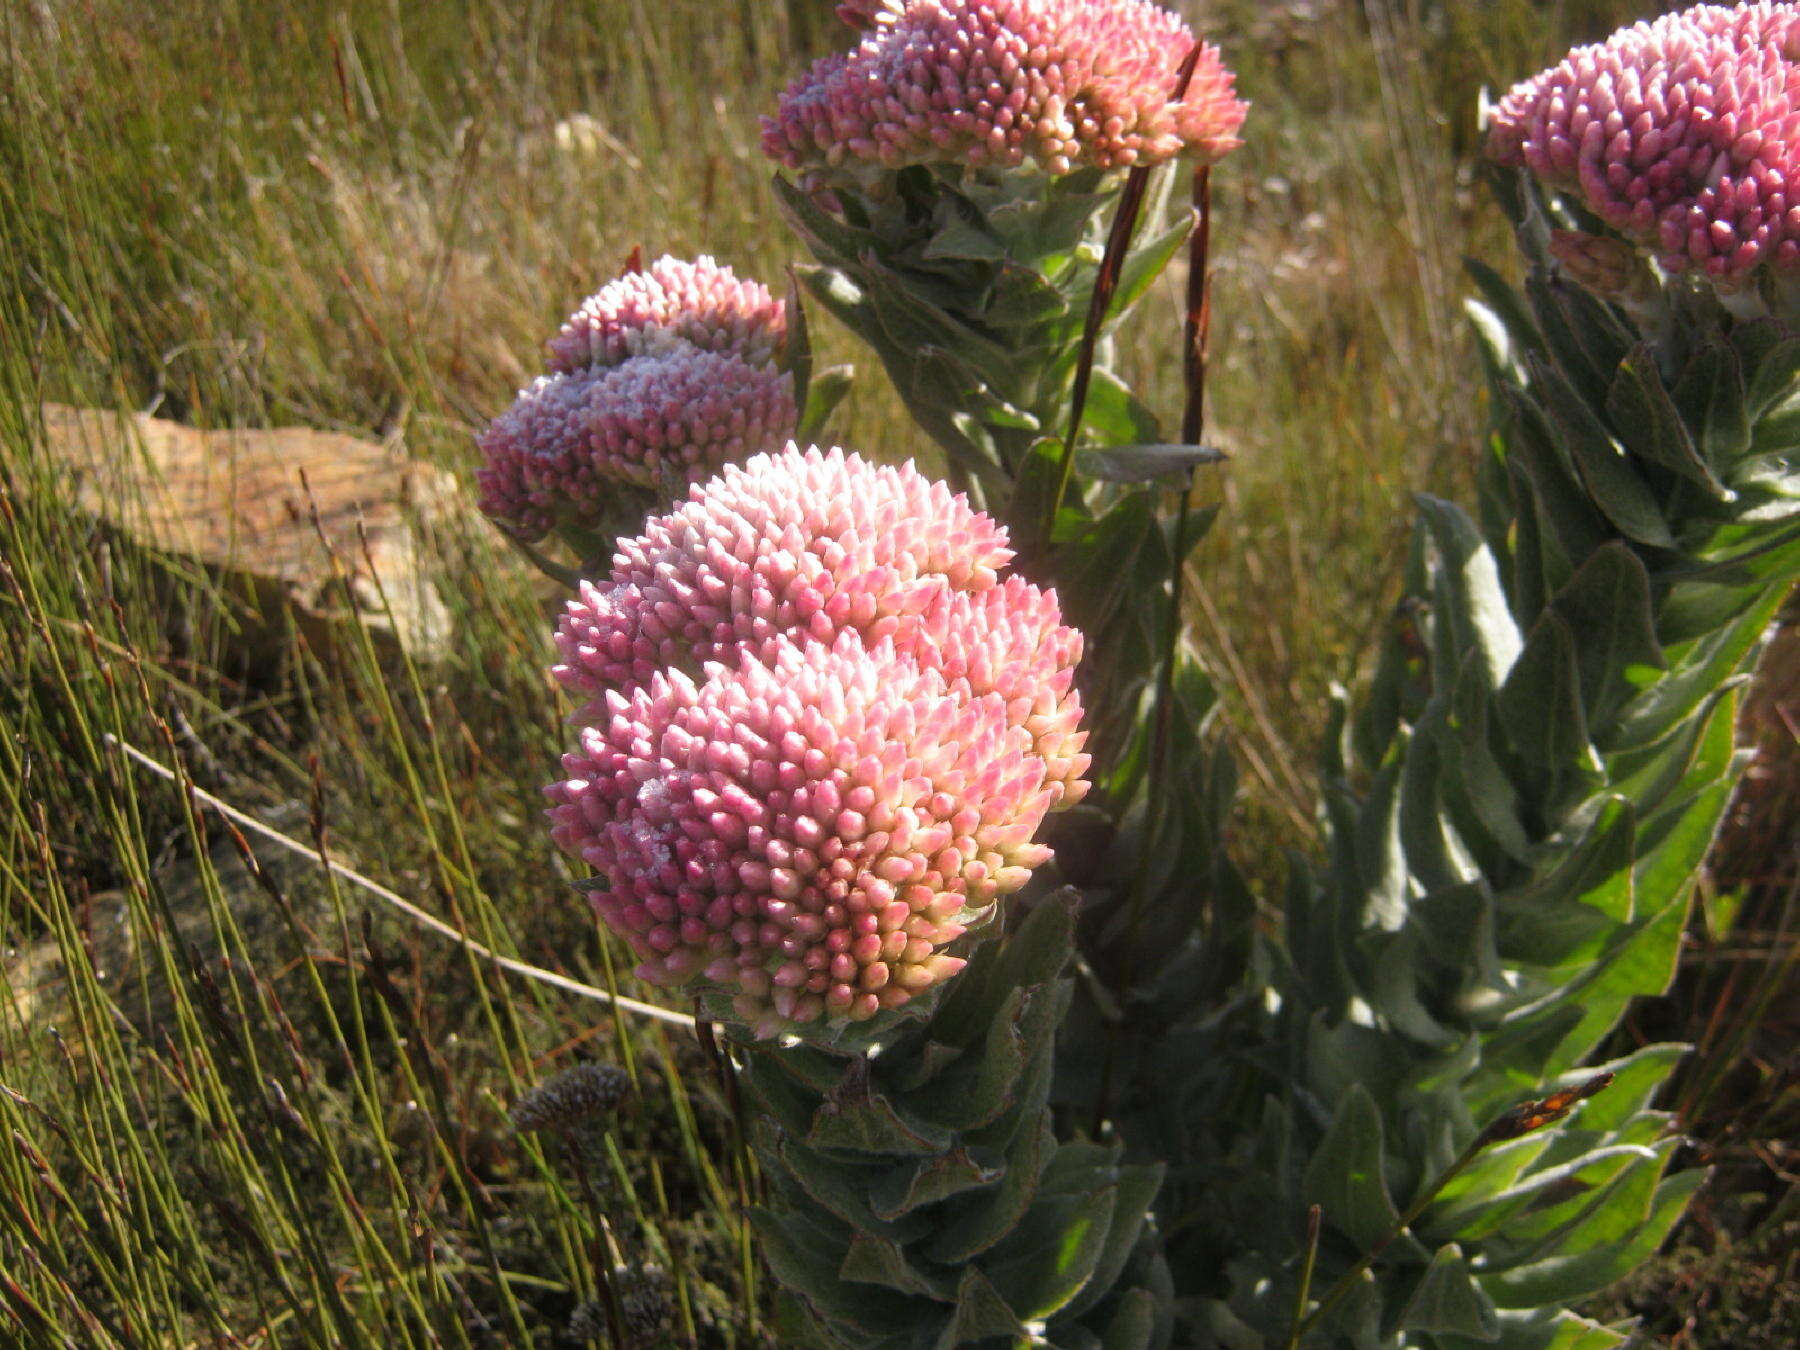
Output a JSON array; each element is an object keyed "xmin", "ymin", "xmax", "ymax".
[{"xmin": 1293, "ymin": 1073, "xmax": 1616, "ymax": 1343}]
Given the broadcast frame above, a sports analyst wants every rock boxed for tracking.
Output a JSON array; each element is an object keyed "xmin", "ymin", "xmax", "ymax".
[{"xmin": 36, "ymin": 403, "xmax": 459, "ymax": 662}]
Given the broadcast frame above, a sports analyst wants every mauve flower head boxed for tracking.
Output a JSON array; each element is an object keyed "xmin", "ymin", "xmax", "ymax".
[
  {"xmin": 546, "ymin": 254, "xmax": 787, "ymax": 374},
  {"xmin": 551, "ymin": 444, "xmax": 1013, "ymax": 692},
  {"xmin": 475, "ymin": 348, "xmax": 797, "ymax": 543},
  {"xmin": 762, "ymin": 0, "xmax": 1247, "ymax": 176},
  {"xmin": 546, "ymin": 633, "xmax": 1055, "ymax": 1037},
  {"xmin": 1489, "ymin": 2, "xmax": 1800, "ymax": 283}
]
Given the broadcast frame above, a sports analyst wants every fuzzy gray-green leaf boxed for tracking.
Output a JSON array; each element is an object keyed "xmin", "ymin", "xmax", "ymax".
[
  {"xmin": 1399, "ymin": 1244, "xmax": 1501, "ymax": 1340},
  {"xmin": 1302, "ymin": 1082, "xmax": 1404, "ymax": 1254}
]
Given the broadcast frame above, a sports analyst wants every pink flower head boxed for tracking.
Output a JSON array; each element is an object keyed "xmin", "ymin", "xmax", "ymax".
[
  {"xmin": 762, "ymin": 0, "xmax": 1247, "ymax": 176},
  {"xmin": 546, "ymin": 633, "xmax": 1055, "ymax": 1036},
  {"xmin": 551, "ymin": 445, "xmax": 1014, "ymax": 692},
  {"xmin": 1489, "ymin": 2, "xmax": 1800, "ymax": 282},
  {"xmin": 476, "ymin": 350, "xmax": 798, "ymax": 542},
  {"xmin": 546, "ymin": 255, "xmax": 788, "ymax": 375}
]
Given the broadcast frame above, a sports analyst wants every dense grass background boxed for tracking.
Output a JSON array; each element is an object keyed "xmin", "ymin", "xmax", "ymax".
[{"xmin": 1, "ymin": 1, "xmax": 1790, "ymax": 1344}]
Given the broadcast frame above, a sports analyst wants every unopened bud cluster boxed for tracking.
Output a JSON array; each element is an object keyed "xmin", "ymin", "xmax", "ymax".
[
  {"xmin": 763, "ymin": 0, "xmax": 1246, "ymax": 176},
  {"xmin": 477, "ymin": 256, "xmax": 795, "ymax": 542},
  {"xmin": 547, "ymin": 447, "xmax": 1088, "ymax": 1037}
]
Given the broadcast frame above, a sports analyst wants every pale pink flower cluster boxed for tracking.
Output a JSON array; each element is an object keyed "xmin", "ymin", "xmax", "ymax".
[
  {"xmin": 546, "ymin": 446, "xmax": 1088, "ymax": 1035},
  {"xmin": 1489, "ymin": 2, "xmax": 1800, "ymax": 283},
  {"xmin": 477, "ymin": 257, "xmax": 794, "ymax": 542},
  {"xmin": 762, "ymin": 0, "xmax": 1247, "ymax": 176},
  {"xmin": 551, "ymin": 447, "xmax": 1010, "ymax": 691}
]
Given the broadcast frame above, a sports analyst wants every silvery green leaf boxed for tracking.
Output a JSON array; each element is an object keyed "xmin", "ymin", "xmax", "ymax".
[
  {"xmin": 1302, "ymin": 1083, "xmax": 1404, "ymax": 1254},
  {"xmin": 1111, "ymin": 208, "xmax": 1195, "ymax": 318},
  {"xmin": 1606, "ymin": 344, "xmax": 1731, "ymax": 497},
  {"xmin": 1672, "ymin": 337, "xmax": 1751, "ymax": 467},
  {"xmin": 796, "ymin": 364, "xmax": 853, "ymax": 441},
  {"xmin": 1498, "ymin": 610, "xmax": 1596, "ymax": 770},
  {"xmin": 1545, "ymin": 542, "xmax": 1665, "ymax": 726},
  {"xmin": 1530, "ymin": 354, "xmax": 1675, "ymax": 548},
  {"xmin": 983, "ymin": 1180, "xmax": 1119, "ymax": 1320},
  {"xmin": 1081, "ymin": 367, "xmax": 1164, "ymax": 447}
]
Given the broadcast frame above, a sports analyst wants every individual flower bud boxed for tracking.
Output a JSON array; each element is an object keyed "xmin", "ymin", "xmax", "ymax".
[
  {"xmin": 509, "ymin": 1063, "xmax": 632, "ymax": 1134},
  {"xmin": 1489, "ymin": 3, "xmax": 1800, "ymax": 284},
  {"xmin": 550, "ymin": 445, "xmax": 1012, "ymax": 695},
  {"xmin": 475, "ymin": 349, "xmax": 798, "ymax": 543},
  {"xmin": 763, "ymin": 0, "xmax": 1247, "ymax": 176},
  {"xmin": 547, "ymin": 254, "xmax": 787, "ymax": 374},
  {"xmin": 545, "ymin": 633, "xmax": 1055, "ymax": 1038}
]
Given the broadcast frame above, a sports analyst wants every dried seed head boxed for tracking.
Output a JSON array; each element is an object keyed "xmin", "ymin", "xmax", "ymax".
[
  {"xmin": 509, "ymin": 1063, "xmax": 631, "ymax": 1134},
  {"xmin": 613, "ymin": 1266, "xmax": 676, "ymax": 1341},
  {"xmin": 566, "ymin": 1300, "xmax": 609, "ymax": 1343}
]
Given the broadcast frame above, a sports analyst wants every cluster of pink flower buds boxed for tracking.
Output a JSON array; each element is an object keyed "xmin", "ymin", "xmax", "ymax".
[
  {"xmin": 477, "ymin": 256, "xmax": 794, "ymax": 542},
  {"xmin": 550, "ymin": 446, "xmax": 1012, "ymax": 692},
  {"xmin": 546, "ymin": 255, "xmax": 788, "ymax": 374},
  {"xmin": 1489, "ymin": 2, "xmax": 1800, "ymax": 285},
  {"xmin": 763, "ymin": 0, "xmax": 1247, "ymax": 176},
  {"xmin": 546, "ymin": 446, "xmax": 1088, "ymax": 1036}
]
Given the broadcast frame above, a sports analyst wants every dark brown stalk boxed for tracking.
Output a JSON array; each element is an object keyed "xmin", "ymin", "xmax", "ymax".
[
  {"xmin": 1148, "ymin": 164, "xmax": 1213, "ymax": 796},
  {"xmin": 1043, "ymin": 40, "xmax": 1208, "ymax": 541},
  {"xmin": 1090, "ymin": 163, "xmax": 1213, "ymax": 1138}
]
